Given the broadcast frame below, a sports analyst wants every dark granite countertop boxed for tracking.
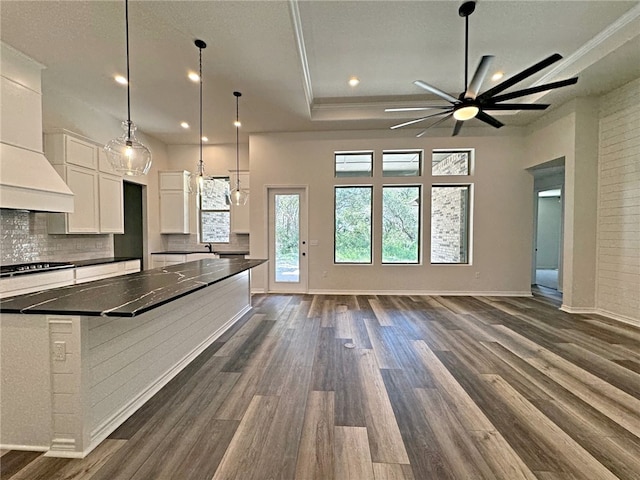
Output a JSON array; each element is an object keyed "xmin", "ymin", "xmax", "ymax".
[
  {"xmin": 0, "ymin": 258, "xmax": 266, "ymax": 318},
  {"xmin": 0, "ymin": 257, "xmax": 140, "ymax": 278}
]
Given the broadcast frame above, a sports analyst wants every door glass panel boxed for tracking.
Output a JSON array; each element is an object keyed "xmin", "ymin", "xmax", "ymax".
[{"xmin": 275, "ymin": 194, "xmax": 300, "ymax": 282}]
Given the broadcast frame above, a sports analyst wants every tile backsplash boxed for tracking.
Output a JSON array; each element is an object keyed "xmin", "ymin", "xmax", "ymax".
[{"xmin": 1, "ymin": 209, "xmax": 113, "ymax": 265}]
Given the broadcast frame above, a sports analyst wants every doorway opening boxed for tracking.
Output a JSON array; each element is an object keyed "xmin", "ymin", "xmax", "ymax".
[
  {"xmin": 114, "ymin": 181, "xmax": 144, "ymax": 264},
  {"xmin": 529, "ymin": 158, "xmax": 565, "ymax": 293}
]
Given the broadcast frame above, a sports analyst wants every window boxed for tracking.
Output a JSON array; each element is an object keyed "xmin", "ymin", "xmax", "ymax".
[
  {"xmin": 334, "ymin": 186, "xmax": 372, "ymax": 263},
  {"xmin": 432, "ymin": 150, "xmax": 471, "ymax": 176},
  {"xmin": 431, "ymin": 185, "xmax": 470, "ymax": 264},
  {"xmin": 335, "ymin": 152, "xmax": 373, "ymax": 177},
  {"xmin": 382, "ymin": 186, "xmax": 421, "ymax": 263},
  {"xmin": 383, "ymin": 150, "xmax": 422, "ymax": 177},
  {"xmin": 199, "ymin": 177, "xmax": 230, "ymax": 243}
]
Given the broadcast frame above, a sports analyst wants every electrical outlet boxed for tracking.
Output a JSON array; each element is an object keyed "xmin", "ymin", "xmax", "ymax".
[
  {"xmin": 322, "ymin": 270, "xmax": 328, "ymax": 278},
  {"xmin": 475, "ymin": 271, "xmax": 480, "ymax": 279},
  {"xmin": 53, "ymin": 341, "xmax": 66, "ymax": 361}
]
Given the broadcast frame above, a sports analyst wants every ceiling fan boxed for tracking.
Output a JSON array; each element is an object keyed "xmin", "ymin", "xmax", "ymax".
[{"xmin": 387, "ymin": 1, "xmax": 579, "ymax": 137}]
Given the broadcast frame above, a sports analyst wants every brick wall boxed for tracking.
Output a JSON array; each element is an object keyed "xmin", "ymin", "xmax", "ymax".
[
  {"xmin": 0, "ymin": 209, "xmax": 113, "ymax": 265},
  {"xmin": 597, "ymin": 77, "xmax": 640, "ymax": 321}
]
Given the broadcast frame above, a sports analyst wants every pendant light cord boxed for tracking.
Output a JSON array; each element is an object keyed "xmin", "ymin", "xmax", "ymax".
[
  {"xmin": 199, "ymin": 45, "xmax": 203, "ymax": 177},
  {"xmin": 125, "ymin": 0, "xmax": 132, "ymax": 140},
  {"xmin": 235, "ymin": 94, "xmax": 240, "ymax": 190}
]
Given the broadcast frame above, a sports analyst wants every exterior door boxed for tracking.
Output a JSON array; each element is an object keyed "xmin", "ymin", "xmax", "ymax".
[{"xmin": 268, "ymin": 187, "xmax": 308, "ymax": 293}]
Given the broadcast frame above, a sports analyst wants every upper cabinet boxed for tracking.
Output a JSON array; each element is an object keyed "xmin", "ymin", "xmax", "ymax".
[
  {"xmin": 229, "ymin": 170, "xmax": 250, "ymax": 234},
  {"xmin": 45, "ymin": 131, "xmax": 124, "ymax": 234},
  {"xmin": 159, "ymin": 171, "xmax": 191, "ymax": 234}
]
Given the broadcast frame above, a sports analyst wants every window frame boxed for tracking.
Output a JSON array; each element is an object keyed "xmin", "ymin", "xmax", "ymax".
[
  {"xmin": 381, "ymin": 184, "xmax": 422, "ymax": 265},
  {"xmin": 431, "ymin": 149, "xmax": 473, "ymax": 176},
  {"xmin": 382, "ymin": 150, "xmax": 423, "ymax": 177},
  {"xmin": 430, "ymin": 183, "xmax": 471, "ymax": 265},
  {"xmin": 198, "ymin": 176, "xmax": 231, "ymax": 244},
  {"xmin": 334, "ymin": 185, "xmax": 373, "ymax": 264},
  {"xmin": 334, "ymin": 151, "xmax": 374, "ymax": 178}
]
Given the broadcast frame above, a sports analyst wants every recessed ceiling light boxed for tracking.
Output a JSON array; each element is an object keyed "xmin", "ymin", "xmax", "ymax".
[
  {"xmin": 180, "ymin": 122, "xmax": 189, "ymax": 129},
  {"xmin": 491, "ymin": 71, "xmax": 504, "ymax": 81},
  {"xmin": 348, "ymin": 76, "xmax": 360, "ymax": 87},
  {"xmin": 201, "ymin": 136, "xmax": 208, "ymax": 142},
  {"xmin": 188, "ymin": 72, "xmax": 200, "ymax": 82},
  {"xmin": 114, "ymin": 75, "xmax": 128, "ymax": 85}
]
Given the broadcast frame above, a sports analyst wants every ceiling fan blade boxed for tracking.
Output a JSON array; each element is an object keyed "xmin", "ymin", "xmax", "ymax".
[
  {"xmin": 465, "ymin": 55, "xmax": 494, "ymax": 100},
  {"xmin": 416, "ymin": 113, "xmax": 454, "ymax": 137},
  {"xmin": 390, "ymin": 110, "xmax": 451, "ymax": 130},
  {"xmin": 475, "ymin": 111, "xmax": 504, "ymax": 128},
  {"xmin": 414, "ymin": 80, "xmax": 459, "ymax": 104},
  {"xmin": 488, "ymin": 77, "xmax": 578, "ymax": 103},
  {"xmin": 478, "ymin": 53, "xmax": 563, "ymax": 101},
  {"xmin": 452, "ymin": 120, "xmax": 464, "ymax": 137},
  {"xmin": 483, "ymin": 103, "xmax": 549, "ymax": 110},
  {"xmin": 385, "ymin": 106, "xmax": 452, "ymax": 112}
]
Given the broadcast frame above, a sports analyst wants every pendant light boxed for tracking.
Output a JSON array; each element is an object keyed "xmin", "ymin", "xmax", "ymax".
[
  {"xmin": 104, "ymin": 0, "xmax": 152, "ymax": 176},
  {"xmin": 229, "ymin": 91, "xmax": 248, "ymax": 206},
  {"xmin": 193, "ymin": 39, "xmax": 208, "ymax": 197}
]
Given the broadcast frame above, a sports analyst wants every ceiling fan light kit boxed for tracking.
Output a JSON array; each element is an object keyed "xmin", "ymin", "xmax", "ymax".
[{"xmin": 389, "ymin": 1, "xmax": 578, "ymax": 137}]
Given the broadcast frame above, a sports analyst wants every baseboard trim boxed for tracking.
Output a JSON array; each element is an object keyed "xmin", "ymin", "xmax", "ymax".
[
  {"xmin": 85, "ymin": 304, "xmax": 251, "ymax": 456},
  {"xmin": 560, "ymin": 305, "xmax": 597, "ymax": 314},
  {"xmin": 560, "ymin": 305, "xmax": 639, "ymax": 327},
  {"xmin": 307, "ymin": 289, "xmax": 533, "ymax": 297},
  {"xmin": 0, "ymin": 444, "xmax": 48, "ymax": 453}
]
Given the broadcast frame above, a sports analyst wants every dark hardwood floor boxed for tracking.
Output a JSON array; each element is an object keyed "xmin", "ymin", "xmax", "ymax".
[{"xmin": 2, "ymin": 291, "xmax": 639, "ymax": 479}]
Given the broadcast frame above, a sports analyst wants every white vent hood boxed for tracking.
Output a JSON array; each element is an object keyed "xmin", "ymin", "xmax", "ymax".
[{"xmin": 0, "ymin": 42, "xmax": 74, "ymax": 213}]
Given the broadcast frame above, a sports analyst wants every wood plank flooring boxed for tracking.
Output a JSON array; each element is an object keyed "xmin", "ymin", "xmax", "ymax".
[{"xmin": 2, "ymin": 291, "xmax": 639, "ymax": 479}]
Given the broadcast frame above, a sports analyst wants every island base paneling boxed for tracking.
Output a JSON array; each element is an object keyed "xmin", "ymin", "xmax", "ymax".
[{"xmin": 0, "ymin": 270, "xmax": 251, "ymax": 458}]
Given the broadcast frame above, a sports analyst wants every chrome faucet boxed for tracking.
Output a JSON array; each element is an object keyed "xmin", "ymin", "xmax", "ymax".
[{"xmin": 205, "ymin": 243, "xmax": 213, "ymax": 253}]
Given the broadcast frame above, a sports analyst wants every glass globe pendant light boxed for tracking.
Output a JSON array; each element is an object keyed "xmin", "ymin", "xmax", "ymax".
[
  {"xmin": 104, "ymin": 0, "xmax": 152, "ymax": 176},
  {"xmin": 229, "ymin": 91, "xmax": 248, "ymax": 206}
]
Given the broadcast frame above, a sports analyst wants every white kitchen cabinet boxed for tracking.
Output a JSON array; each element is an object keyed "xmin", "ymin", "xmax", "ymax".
[
  {"xmin": 45, "ymin": 131, "xmax": 124, "ymax": 234},
  {"xmin": 151, "ymin": 253, "xmax": 218, "ymax": 269},
  {"xmin": 159, "ymin": 171, "xmax": 190, "ymax": 234},
  {"xmin": 48, "ymin": 164, "xmax": 100, "ymax": 233},
  {"xmin": 229, "ymin": 171, "xmax": 250, "ymax": 234},
  {"xmin": 74, "ymin": 259, "xmax": 140, "ymax": 284},
  {"xmin": 0, "ymin": 269, "xmax": 75, "ymax": 299}
]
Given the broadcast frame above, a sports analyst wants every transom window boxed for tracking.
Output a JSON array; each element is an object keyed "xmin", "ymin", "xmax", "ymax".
[
  {"xmin": 382, "ymin": 150, "xmax": 422, "ymax": 177},
  {"xmin": 432, "ymin": 150, "xmax": 471, "ymax": 176},
  {"xmin": 335, "ymin": 151, "xmax": 373, "ymax": 177}
]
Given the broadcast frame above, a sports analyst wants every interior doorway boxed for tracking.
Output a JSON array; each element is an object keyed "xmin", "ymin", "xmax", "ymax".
[
  {"xmin": 114, "ymin": 181, "xmax": 144, "ymax": 263},
  {"xmin": 535, "ymin": 189, "xmax": 562, "ymax": 289},
  {"xmin": 529, "ymin": 159, "xmax": 565, "ymax": 293}
]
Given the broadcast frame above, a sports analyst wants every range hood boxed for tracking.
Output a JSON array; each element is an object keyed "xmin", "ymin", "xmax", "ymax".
[{"xmin": 0, "ymin": 42, "xmax": 74, "ymax": 213}]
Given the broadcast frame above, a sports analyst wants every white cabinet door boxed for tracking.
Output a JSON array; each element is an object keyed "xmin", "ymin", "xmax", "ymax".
[
  {"xmin": 99, "ymin": 173, "xmax": 124, "ymax": 233},
  {"xmin": 159, "ymin": 171, "xmax": 190, "ymax": 234},
  {"xmin": 65, "ymin": 165, "xmax": 99, "ymax": 233},
  {"xmin": 65, "ymin": 135, "xmax": 97, "ymax": 169}
]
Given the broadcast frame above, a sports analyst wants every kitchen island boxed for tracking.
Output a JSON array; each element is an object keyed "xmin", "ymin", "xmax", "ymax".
[{"xmin": 0, "ymin": 258, "xmax": 266, "ymax": 458}]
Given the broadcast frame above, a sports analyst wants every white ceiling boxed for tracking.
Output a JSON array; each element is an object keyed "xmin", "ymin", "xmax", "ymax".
[{"xmin": 2, "ymin": 1, "xmax": 639, "ymax": 145}]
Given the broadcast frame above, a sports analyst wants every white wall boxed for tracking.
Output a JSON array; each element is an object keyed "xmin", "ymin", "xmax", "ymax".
[
  {"xmin": 249, "ymin": 130, "xmax": 532, "ymax": 295},
  {"xmin": 536, "ymin": 196, "xmax": 562, "ymax": 269},
  {"xmin": 42, "ymin": 86, "xmax": 170, "ymax": 268},
  {"xmin": 596, "ymin": 77, "xmax": 640, "ymax": 324},
  {"xmin": 525, "ymin": 98, "xmax": 599, "ymax": 311}
]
